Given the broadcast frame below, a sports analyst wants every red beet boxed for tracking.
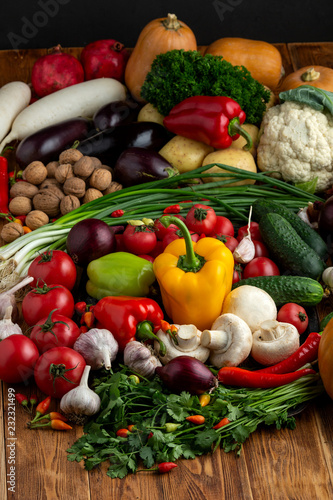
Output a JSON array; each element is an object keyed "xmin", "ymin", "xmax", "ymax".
[
  {"xmin": 31, "ymin": 45, "xmax": 85, "ymax": 97},
  {"xmin": 80, "ymin": 39, "xmax": 129, "ymax": 82}
]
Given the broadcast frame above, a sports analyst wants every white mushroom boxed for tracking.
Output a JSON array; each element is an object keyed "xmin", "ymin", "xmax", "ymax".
[
  {"xmin": 201, "ymin": 313, "xmax": 253, "ymax": 368},
  {"xmin": 154, "ymin": 324, "xmax": 210, "ymax": 364},
  {"xmin": 251, "ymin": 319, "xmax": 300, "ymax": 366},
  {"xmin": 222, "ymin": 285, "xmax": 277, "ymax": 332}
]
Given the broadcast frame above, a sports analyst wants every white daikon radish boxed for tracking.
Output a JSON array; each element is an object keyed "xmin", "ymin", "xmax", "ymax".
[
  {"xmin": 0, "ymin": 78, "xmax": 126, "ymax": 151},
  {"xmin": 0, "ymin": 81, "xmax": 31, "ymax": 146}
]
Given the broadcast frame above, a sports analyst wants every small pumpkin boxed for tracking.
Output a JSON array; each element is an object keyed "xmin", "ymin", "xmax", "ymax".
[
  {"xmin": 280, "ymin": 65, "xmax": 333, "ymax": 92},
  {"xmin": 204, "ymin": 37, "xmax": 284, "ymax": 90},
  {"xmin": 125, "ymin": 13, "xmax": 197, "ymax": 102},
  {"xmin": 318, "ymin": 318, "xmax": 333, "ymax": 399}
]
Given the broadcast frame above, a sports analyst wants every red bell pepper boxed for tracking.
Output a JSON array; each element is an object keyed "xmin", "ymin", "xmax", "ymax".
[
  {"xmin": 93, "ymin": 296, "xmax": 165, "ymax": 352},
  {"xmin": 163, "ymin": 95, "xmax": 253, "ymax": 150}
]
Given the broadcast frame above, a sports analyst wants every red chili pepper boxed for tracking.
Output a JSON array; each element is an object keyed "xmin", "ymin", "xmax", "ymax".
[
  {"xmin": 128, "ymin": 424, "xmax": 136, "ymax": 432},
  {"xmin": 137, "ymin": 462, "xmax": 178, "ymax": 474},
  {"xmin": 81, "ymin": 310, "xmax": 95, "ymax": 328},
  {"xmin": 111, "ymin": 209, "xmax": 125, "ymax": 218},
  {"xmin": 0, "ymin": 154, "xmax": 9, "ymax": 213},
  {"xmin": 218, "ymin": 367, "xmax": 316, "ymax": 389},
  {"xmin": 29, "ymin": 419, "xmax": 72, "ymax": 431},
  {"xmin": 163, "ymin": 96, "xmax": 253, "ymax": 150},
  {"xmin": 31, "ymin": 396, "xmax": 51, "ymax": 422},
  {"xmin": 148, "ymin": 432, "xmax": 154, "ymax": 439},
  {"xmin": 257, "ymin": 332, "xmax": 322, "ymax": 375},
  {"xmin": 116, "ymin": 428, "xmax": 131, "ymax": 438},
  {"xmin": 163, "ymin": 204, "xmax": 182, "ymax": 214},
  {"xmin": 213, "ymin": 417, "xmax": 230, "ymax": 430},
  {"xmin": 29, "ymin": 394, "xmax": 38, "ymax": 412},
  {"xmin": 160, "ymin": 319, "xmax": 179, "ymax": 344},
  {"xmin": 186, "ymin": 415, "xmax": 205, "ymax": 425},
  {"xmin": 15, "ymin": 393, "xmax": 29, "ymax": 408},
  {"xmin": 93, "ymin": 296, "xmax": 165, "ymax": 352},
  {"xmin": 79, "ymin": 325, "xmax": 88, "ymax": 334}
]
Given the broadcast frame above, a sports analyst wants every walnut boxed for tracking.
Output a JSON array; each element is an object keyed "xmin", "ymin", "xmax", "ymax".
[
  {"xmin": 39, "ymin": 178, "xmax": 62, "ymax": 190},
  {"xmin": 100, "ymin": 164, "xmax": 114, "ymax": 175},
  {"xmin": 82, "ymin": 188, "xmax": 103, "ymax": 204},
  {"xmin": 63, "ymin": 177, "xmax": 86, "ymax": 198},
  {"xmin": 1, "ymin": 222, "xmax": 24, "ymax": 243},
  {"xmin": 10, "ymin": 181, "xmax": 39, "ymax": 199},
  {"xmin": 23, "ymin": 161, "xmax": 48, "ymax": 185},
  {"xmin": 46, "ymin": 161, "xmax": 59, "ymax": 178},
  {"xmin": 55, "ymin": 163, "xmax": 74, "ymax": 184},
  {"xmin": 73, "ymin": 156, "xmax": 95, "ymax": 180},
  {"xmin": 90, "ymin": 157, "xmax": 102, "ymax": 169},
  {"xmin": 60, "ymin": 195, "xmax": 81, "ymax": 215},
  {"xmin": 9, "ymin": 196, "xmax": 32, "ymax": 215},
  {"xmin": 89, "ymin": 168, "xmax": 112, "ymax": 191},
  {"xmin": 25, "ymin": 210, "xmax": 49, "ymax": 230},
  {"xmin": 59, "ymin": 149, "xmax": 83, "ymax": 165},
  {"xmin": 33, "ymin": 187, "xmax": 64, "ymax": 216},
  {"xmin": 103, "ymin": 181, "xmax": 123, "ymax": 195}
]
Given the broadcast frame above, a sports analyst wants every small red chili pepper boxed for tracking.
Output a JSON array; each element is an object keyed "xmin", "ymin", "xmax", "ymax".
[
  {"xmin": 256, "ymin": 332, "xmax": 322, "ymax": 374},
  {"xmin": 213, "ymin": 417, "xmax": 230, "ymax": 430},
  {"xmin": 45, "ymin": 412, "xmax": 69, "ymax": 422},
  {"xmin": 185, "ymin": 415, "xmax": 205, "ymax": 425},
  {"xmin": 29, "ymin": 419, "xmax": 72, "ymax": 431},
  {"xmin": 218, "ymin": 367, "xmax": 316, "ymax": 389},
  {"xmin": 199, "ymin": 394, "xmax": 210, "ymax": 407},
  {"xmin": 75, "ymin": 301, "xmax": 87, "ymax": 315},
  {"xmin": 111, "ymin": 209, "xmax": 125, "ymax": 218},
  {"xmin": 163, "ymin": 204, "xmax": 182, "ymax": 214},
  {"xmin": 116, "ymin": 428, "xmax": 131, "ymax": 438},
  {"xmin": 160, "ymin": 319, "xmax": 178, "ymax": 344},
  {"xmin": 31, "ymin": 396, "xmax": 51, "ymax": 422},
  {"xmin": 137, "ymin": 462, "xmax": 178, "ymax": 474},
  {"xmin": 128, "ymin": 424, "xmax": 136, "ymax": 432},
  {"xmin": 80, "ymin": 326, "xmax": 89, "ymax": 334},
  {"xmin": 29, "ymin": 394, "xmax": 38, "ymax": 412},
  {"xmin": 148, "ymin": 432, "xmax": 154, "ymax": 439},
  {"xmin": 15, "ymin": 393, "xmax": 29, "ymax": 408}
]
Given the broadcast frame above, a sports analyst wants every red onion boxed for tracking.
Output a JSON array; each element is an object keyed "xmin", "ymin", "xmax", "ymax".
[
  {"xmin": 155, "ymin": 355, "xmax": 217, "ymax": 395},
  {"xmin": 66, "ymin": 219, "xmax": 116, "ymax": 267}
]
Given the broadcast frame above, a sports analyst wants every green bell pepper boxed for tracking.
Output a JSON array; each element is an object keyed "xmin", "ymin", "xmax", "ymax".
[{"xmin": 86, "ymin": 252, "xmax": 156, "ymax": 300}]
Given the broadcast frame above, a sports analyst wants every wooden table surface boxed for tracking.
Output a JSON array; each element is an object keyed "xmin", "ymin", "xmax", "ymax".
[{"xmin": 1, "ymin": 42, "xmax": 333, "ymax": 500}]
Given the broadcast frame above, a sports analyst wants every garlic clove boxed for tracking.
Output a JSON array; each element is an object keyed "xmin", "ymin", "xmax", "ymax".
[
  {"xmin": 0, "ymin": 305, "xmax": 23, "ymax": 340},
  {"xmin": 233, "ymin": 235, "xmax": 255, "ymax": 264}
]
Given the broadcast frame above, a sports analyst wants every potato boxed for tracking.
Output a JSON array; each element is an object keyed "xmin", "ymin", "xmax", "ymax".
[
  {"xmin": 202, "ymin": 148, "xmax": 257, "ymax": 186},
  {"xmin": 230, "ymin": 123, "xmax": 259, "ymax": 158},
  {"xmin": 264, "ymin": 85, "xmax": 277, "ymax": 110},
  {"xmin": 137, "ymin": 103, "xmax": 165, "ymax": 125},
  {"xmin": 159, "ymin": 135, "xmax": 214, "ymax": 173}
]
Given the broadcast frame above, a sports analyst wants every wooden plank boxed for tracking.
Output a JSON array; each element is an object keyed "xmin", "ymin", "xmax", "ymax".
[
  {"xmin": 287, "ymin": 42, "xmax": 333, "ymax": 70},
  {"xmin": 0, "ymin": 382, "xmax": 8, "ymax": 500},
  {"xmin": 314, "ymin": 395, "xmax": 333, "ymax": 484}
]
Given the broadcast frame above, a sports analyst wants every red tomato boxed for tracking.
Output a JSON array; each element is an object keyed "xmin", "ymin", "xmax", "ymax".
[
  {"xmin": 34, "ymin": 347, "xmax": 86, "ymax": 398},
  {"xmin": 243, "ymin": 257, "xmax": 280, "ymax": 279},
  {"xmin": 28, "ymin": 250, "xmax": 77, "ymax": 290},
  {"xmin": 185, "ymin": 204, "xmax": 217, "ymax": 235},
  {"xmin": 22, "ymin": 283, "xmax": 75, "ymax": 326},
  {"xmin": 123, "ymin": 224, "xmax": 157, "ymax": 255},
  {"xmin": 253, "ymin": 240, "xmax": 269, "ymax": 258},
  {"xmin": 162, "ymin": 230, "xmax": 200, "ymax": 250},
  {"xmin": 232, "ymin": 264, "xmax": 243, "ymax": 284},
  {"xmin": 148, "ymin": 240, "xmax": 164, "ymax": 259},
  {"xmin": 29, "ymin": 310, "xmax": 81, "ymax": 353},
  {"xmin": 0, "ymin": 335, "xmax": 39, "ymax": 384},
  {"xmin": 237, "ymin": 222, "xmax": 262, "ymax": 242},
  {"xmin": 115, "ymin": 233, "xmax": 127, "ymax": 252},
  {"xmin": 215, "ymin": 234, "xmax": 239, "ymax": 253},
  {"xmin": 138, "ymin": 254, "xmax": 155, "ymax": 263},
  {"xmin": 277, "ymin": 303, "xmax": 309, "ymax": 334},
  {"xmin": 210, "ymin": 215, "xmax": 234, "ymax": 237},
  {"xmin": 153, "ymin": 215, "xmax": 186, "ymax": 240}
]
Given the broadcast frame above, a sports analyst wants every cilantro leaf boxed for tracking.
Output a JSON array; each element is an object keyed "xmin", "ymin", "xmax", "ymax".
[
  {"xmin": 140, "ymin": 446, "xmax": 155, "ymax": 468},
  {"xmin": 195, "ymin": 430, "xmax": 219, "ymax": 451}
]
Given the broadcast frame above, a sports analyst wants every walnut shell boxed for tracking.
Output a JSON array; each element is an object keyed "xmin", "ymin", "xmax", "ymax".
[
  {"xmin": 10, "ymin": 181, "xmax": 39, "ymax": 199},
  {"xmin": 90, "ymin": 156, "xmax": 102, "ymax": 169},
  {"xmin": 39, "ymin": 178, "xmax": 62, "ymax": 190},
  {"xmin": 33, "ymin": 187, "xmax": 64, "ymax": 216},
  {"xmin": 55, "ymin": 163, "xmax": 74, "ymax": 184},
  {"xmin": 1, "ymin": 222, "xmax": 24, "ymax": 243},
  {"xmin": 89, "ymin": 168, "xmax": 112, "ymax": 191},
  {"xmin": 25, "ymin": 210, "xmax": 50, "ymax": 230},
  {"xmin": 103, "ymin": 181, "xmax": 123, "ymax": 195},
  {"xmin": 60, "ymin": 195, "xmax": 81, "ymax": 215},
  {"xmin": 63, "ymin": 177, "xmax": 86, "ymax": 198},
  {"xmin": 23, "ymin": 161, "xmax": 48, "ymax": 185},
  {"xmin": 46, "ymin": 161, "xmax": 59, "ymax": 178},
  {"xmin": 82, "ymin": 188, "xmax": 103, "ymax": 204},
  {"xmin": 73, "ymin": 156, "xmax": 95, "ymax": 180},
  {"xmin": 9, "ymin": 196, "xmax": 32, "ymax": 215},
  {"xmin": 59, "ymin": 149, "xmax": 83, "ymax": 165}
]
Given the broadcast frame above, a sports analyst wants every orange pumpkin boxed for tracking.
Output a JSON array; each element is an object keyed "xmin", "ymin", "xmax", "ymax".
[
  {"xmin": 318, "ymin": 318, "xmax": 333, "ymax": 399},
  {"xmin": 280, "ymin": 65, "xmax": 333, "ymax": 92},
  {"xmin": 204, "ymin": 37, "xmax": 284, "ymax": 90},
  {"xmin": 125, "ymin": 13, "xmax": 197, "ymax": 102}
]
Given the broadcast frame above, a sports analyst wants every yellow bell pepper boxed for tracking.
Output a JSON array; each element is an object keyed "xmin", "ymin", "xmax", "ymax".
[{"xmin": 153, "ymin": 216, "xmax": 234, "ymax": 331}]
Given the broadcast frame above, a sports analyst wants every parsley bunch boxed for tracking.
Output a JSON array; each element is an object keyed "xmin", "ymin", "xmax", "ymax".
[
  {"xmin": 67, "ymin": 366, "xmax": 324, "ymax": 479},
  {"xmin": 140, "ymin": 50, "xmax": 271, "ymax": 124}
]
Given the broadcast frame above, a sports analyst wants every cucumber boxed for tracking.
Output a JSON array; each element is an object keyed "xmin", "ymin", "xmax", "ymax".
[
  {"xmin": 232, "ymin": 275, "xmax": 324, "ymax": 307},
  {"xmin": 252, "ymin": 199, "xmax": 327, "ymax": 259},
  {"xmin": 319, "ymin": 312, "xmax": 333, "ymax": 331},
  {"xmin": 259, "ymin": 212, "xmax": 326, "ymax": 280}
]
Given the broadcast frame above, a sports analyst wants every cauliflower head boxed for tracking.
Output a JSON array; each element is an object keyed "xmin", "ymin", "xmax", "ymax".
[{"xmin": 257, "ymin": 101, "xmax": 333, "ymax": 192}]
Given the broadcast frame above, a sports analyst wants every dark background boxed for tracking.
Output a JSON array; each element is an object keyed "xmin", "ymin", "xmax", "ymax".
[{"xmin": 0, "ymin": 0, "xmax": 333, "ymax": 51}]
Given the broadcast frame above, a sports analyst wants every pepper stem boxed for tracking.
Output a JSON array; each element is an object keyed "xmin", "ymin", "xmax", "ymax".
[
  {"xmin": 228, "ymin": 118, "xmax": 253, "ymax": 151},
  {"xmin": 136, "ymin": 321, "xmax": 167, "ymax": 357},
  {"xmin": 160, "ymin": 216, "xmax": 205, "ymax": 273}
]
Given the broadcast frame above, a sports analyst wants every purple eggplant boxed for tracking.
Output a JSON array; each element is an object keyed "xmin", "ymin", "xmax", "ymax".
[
  {"xmin": 15, "ymin": 117, "xmax": 92, "ymax": 167},
  {"xmin": 114, "ymin": 147, "xmax": 179, "ymax": 187},
  {"xmin": 93, "ymin": 99, "xmax": 140, "ymax": 131}
]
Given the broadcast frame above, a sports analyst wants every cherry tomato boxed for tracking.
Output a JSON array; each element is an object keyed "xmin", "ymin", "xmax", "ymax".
[
  {"xmin": 232, "ymin": 264, "xmax": 243, "ymax": 284},
  {"xmin": 162, "ymin": 230, "xmax": 200, "ymax": 250},
  {"xmin": 215, "ymin": 234, "xmax": 239, "ymax": 253},
  {"xmin": 29, "ymin": 309, "xmax": 81, "ymax": 353},
  {"xmin": 237, "ymin": 222, "xmax": 262, "ymax": 242},
  {"xmin": 209, "ymin": 215, "xmax": 234, "ymax": 237},
  {"xmin": 252, "ymin": 240, "xmax": 269, "ymax": 258},
  {"xmin": 185, "ymin": 204, "xmax": 217, "ymax": 235},
  {"xmin": 34, "ymin": 347, "xmax": 86, "ymax": 398},
  {"xmin": 28, "ymin": 250, "xmax": 77, "ymax": 290},
  {"xmin": 0, "ymin": 335, "xmax": 39, "ymax": 384},
  {"xmin": 123, "ymin": 224, "xmax": 157, "ymax": 255},
  {"xmin": 243, "ymin": 257, "xmax": 280, "ymax": 279},
  {"xmin": 22, "ymin": 283, "xmax": 75, "ymax": 326},
  {"xmin": 153, "ymin": 215, "xmax": 186, "ymax": 241},
  {"xmin": 277, "ymin": 303, "xmax": 309, "ymax": 334}
]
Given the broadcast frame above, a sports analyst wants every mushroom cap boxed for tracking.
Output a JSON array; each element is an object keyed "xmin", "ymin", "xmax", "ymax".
[{"xmin": 251, "ymin": 320, "xmax": 300, "ymax": 366}]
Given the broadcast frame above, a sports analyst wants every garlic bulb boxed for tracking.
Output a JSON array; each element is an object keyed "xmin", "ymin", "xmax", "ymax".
[
  {"xmin": 73, "ymin": 328, "xmax": 118, "ymax": 370},
  {"xmin": 233, "ymin": 206, "xmax": 255, "ymax": 264},
  {"xmin": 0, "ymin": 275, "xmax": 33, "ymax": 322},
  {"xmin": 60, "ymin": 365, "xmax": 101, "ymax": 424},
  {"xmin": 322, "ymin": 267, "xmax": 333, "ymax": 290},
  {"xmin": 124, "ymin": 341, "xmax": 162, "ymax": 378},
  {"xmin": 0, "ymin": 306, "xmax": 23, "ymax": 340}
]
